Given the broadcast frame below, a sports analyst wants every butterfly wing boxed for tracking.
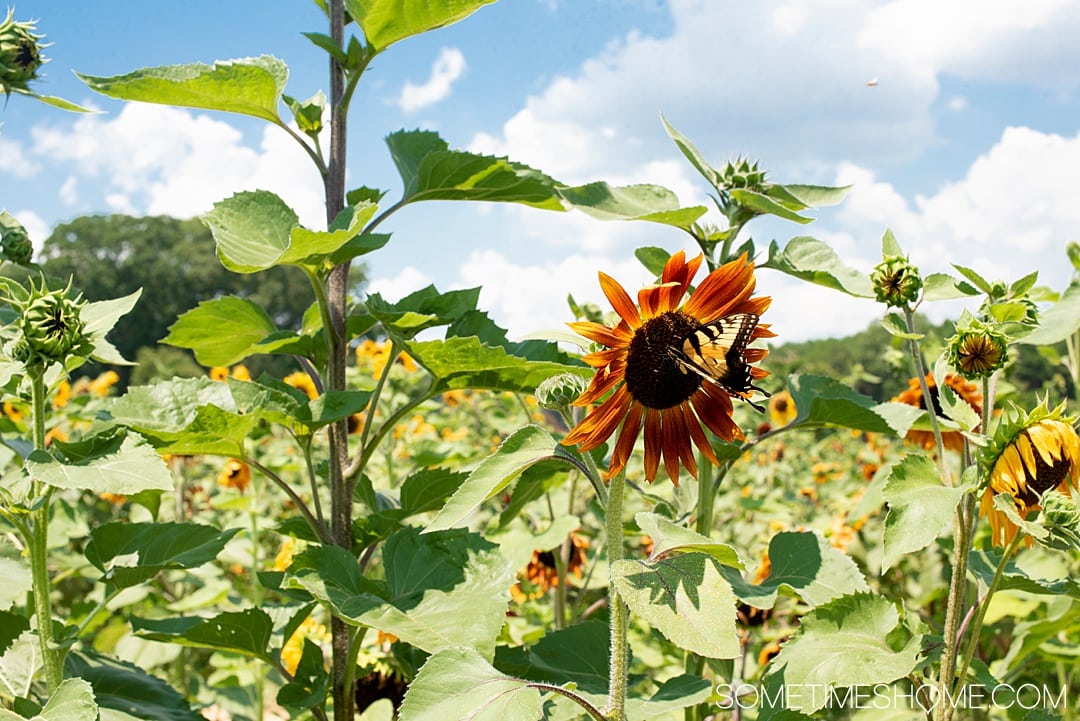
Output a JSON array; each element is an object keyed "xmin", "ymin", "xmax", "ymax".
[{"xmin": 672, "ymin": 313, "xmax": 769, "ymax": 410}]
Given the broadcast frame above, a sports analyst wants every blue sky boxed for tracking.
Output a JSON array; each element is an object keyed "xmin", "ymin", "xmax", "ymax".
[{"xmin": 4, "ymin": 0, "xmax": 1080, "ymax": 344}]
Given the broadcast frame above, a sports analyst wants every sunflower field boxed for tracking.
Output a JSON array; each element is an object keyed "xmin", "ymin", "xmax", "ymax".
[{"xmin": 2, "ymin": 3, "xmax": 1080, "ymax": 721}]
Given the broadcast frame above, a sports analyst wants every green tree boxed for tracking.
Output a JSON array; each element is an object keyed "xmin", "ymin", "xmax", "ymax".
[{"xmin": 35, "ymin": 214, "xmax": 316, "ymax": 377}]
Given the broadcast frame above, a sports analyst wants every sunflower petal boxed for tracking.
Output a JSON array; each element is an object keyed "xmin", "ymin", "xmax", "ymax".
[
  {"xmin": 609, "ymin": 400, "xmax": 644, "ymax": 481},
  {"xmin": 683, "ymin": 403, "xmax": 719, "ymax": 466},
  {"xmin": 643, "ymin": 408, "xmax": 663, "ymax": 482},
  {"xmin": 568, "ymin": 320, "xmax": 625, "ymax": 348},
  {"xmin": 563, "ymin": 386, "xmax": 631, "ymax": 451},
  {"xmin": 660, "ymin": 410, "xmax": 683, "ymax": 485},
  {"xmin": 599, "ymin": 272, "xmax": 641, "ymax": 328}
]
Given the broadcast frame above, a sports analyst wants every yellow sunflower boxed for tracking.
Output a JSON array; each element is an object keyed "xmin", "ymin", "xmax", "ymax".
[
  {"xmin": 563, "ymin": 251, "xmax": 773, "ymax": 484},
  {"xmin": 980, "ymin": 403, "xmax": 1080, "ymax": 548},
  {"xmin": 217, "ymin": 459, "xmax": 251, "ymax": 493},
  {"xmin": 892, "ymin": 372, "xmax": 982, "ymax": 453},
  {"xmin": 767, "ymin": 390, "xmax": 797, "ymax": 427}
]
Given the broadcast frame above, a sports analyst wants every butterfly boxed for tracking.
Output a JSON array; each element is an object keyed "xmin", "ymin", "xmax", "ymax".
[{"xmin": 669, "ymin": 313, "xmax": 771, "ymax": 412}]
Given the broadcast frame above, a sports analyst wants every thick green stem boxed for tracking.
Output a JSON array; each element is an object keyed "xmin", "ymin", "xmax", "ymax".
[
  {"xmin": 27, "ymin": 370, "xmax": 62, "ymax": 693},
  {"xmin": 604, "ymin": 469, "xmax": 627, "ymax": 721}
]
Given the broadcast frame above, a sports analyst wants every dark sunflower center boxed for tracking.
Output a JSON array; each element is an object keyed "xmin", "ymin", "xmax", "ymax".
[
  {"xmin": 1018, "ymin": 437, "xmax": 1070, "ymax": 505},
  {"xmin": 624, "ymin": 311, "xmax": 702, "ymax": 410}
]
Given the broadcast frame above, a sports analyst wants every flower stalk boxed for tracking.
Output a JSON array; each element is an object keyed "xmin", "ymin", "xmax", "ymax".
[{"xmin": 604, "ymin": 468, "xmax": 628, "ymax": 721}]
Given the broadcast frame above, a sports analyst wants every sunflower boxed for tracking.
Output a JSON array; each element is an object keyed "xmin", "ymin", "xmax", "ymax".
[
  {"xmin": 217, "ymin": 459, "xmax": 251, "ymax": 492},
  {"xmin": 510, "ymin": 532, "xmax": 589, "ymax": 602},
  {"xmin": 562, "ymin": 251, "xmax": 773, "ymax": 484},
  {"xmin": 892, "ymin": 372, "xmax": 982, "ymax": 452},
  {"xmin": 767, "ymin": 390, "xmax": 797, "ymax": 428},
  {"xmin": 980, "ymin": 403, "xmax": 1080, "ymax": 548}
]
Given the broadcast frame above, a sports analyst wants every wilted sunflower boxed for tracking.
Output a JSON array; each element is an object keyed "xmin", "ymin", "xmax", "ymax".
[
  {"xmin": 980, "ymin": 403, "xmax": 1080, "ymax": 548},
  {"xmin": 562, "ymin": 251, "xmax": 773, "ymax": 484},
  {"xmin": 892, "ymin": 372, "xmax": 982, "ymax": 452}
]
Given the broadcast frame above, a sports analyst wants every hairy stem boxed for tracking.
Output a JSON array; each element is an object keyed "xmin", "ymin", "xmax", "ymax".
[{"xmin": 604, "ymin": 468, "xmax": 627, "ymax": 721}]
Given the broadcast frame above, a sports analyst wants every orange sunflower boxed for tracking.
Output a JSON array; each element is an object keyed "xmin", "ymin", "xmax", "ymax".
[
  {"xmin": 562, "ymin": 251, "xmax": 773, "ymax": 484},
  {"xmin": 892, "ymin": 372, "xmax": 982, "ymax": 452}
]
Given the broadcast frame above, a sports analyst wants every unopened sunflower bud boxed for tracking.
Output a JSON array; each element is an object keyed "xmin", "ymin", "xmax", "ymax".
[
  {"xmin": 0, "ymin": 220, "xmax": 33, "ymax": 265},
  {"xmin": 946, "ymin": 318, "xmax": 1008, "ymax": 379},
  {"xmin": 1036, "ymin": 491, "xmax": 1080, "ymax": 552},
  {"xmin": 18, "ymin": 280, "xmax": 87, "ymax": 367},
  {"xmin": 871, "ymin": 255, "xmax": 922, "ymax": 308},
  {"xmin": 536, "ymin": 373, "xmax": 588, "ymax": 410},
  {"xmin": 720, "ymin": 158, "xmax": 768, "ymax": 193},
  {"xmin": 0, "ymin": 10, "xmax": 45, "ymax": 95}
]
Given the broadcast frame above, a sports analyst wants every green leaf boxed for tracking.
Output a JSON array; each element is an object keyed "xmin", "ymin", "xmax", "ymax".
[
  {"xmin": 65, "ymin": 650, "xmax": 202, "ymax": 721},
  {"xmin": 881, "ymin": 311, "xmax": 922, "ymax": 340},
  {"xmin": 952, "ymin": 264, "xmax": 993, "ymax": 293},
  {"xmin": 634, "ymin": 246, "xmax": 671, "ymax": 277},
  {"xmin": 881, "ymin": 227, "xmax": 904, "ymax": 257},
  {"xmin": 493, "ymin": 622, "xmax": 609, "ymax": 694},
  {"xmin": 635, "ymin": 512, "xmax": 744, "ymax": 568},
  {"xmin": 26, "ymin": 433, "xmax": 172, "ymax": 496},
  {"xmin": 763, "ymin": 236, "xmax": 874, "ymax": 298},
  {"xmin": 24, "ymin": 92, "xmax": 95, "ymax": 113},
  {"xmin": 730, "ymin": 189, "xmax": 813, "ymax": 224},
  {"xmin": 0, "ymin": 612, "xmax": 28, "ymax": 657},
  {"xmin": 427, "ymin": 426, "xmax": 577, "ymax": 532},
  {"xmin": 366, "ymin": 285, "xmax": 481, "ymax": 339},
  {"xmin": 397, "ymin": 647, "xmax": 540, "ymax": 721},
  {"xmin": 0, "ymin": 631, "xmax": 38, "ymax": 699},
  {"xmin": 923, "ymin": 273, "xmax": 979, "ymax": 301},
  {"xmin": 968, "ymin": 549, "xmax": 1080, "ymax": 599},
  {"xmin": 82, "ymin": 290, "xmax": 142, "ymax": 365},
  {"xmin": 399, "ymin": 468, "xmax": 468, "ymax": 516},
  {"xmin": 77, "ymin": 56, "xmax": 287, "ymax": 123},
  {"xmin": 10, "ymin": 679, "xmax": 99, "ymax": 721},
  {"xmin": 0, "ymin": 557, "xmax": 31, "ymax": 612},
  {"xmin": 276, "ymin": 639, "xmax": 329, "ymax": 714},
  {"xmin": 767, "ymin": 593, "xmax": 923, "ymax": 714},
  {"xmin": 132, "ymin": 609, "xmax": 273, "ymax": 661},
  {"xmin": 163, "ymin": 296, "xmax": 278, "ymax": 366},
  {"xmin": 660, "ymin": 114, "xmax": 720, "ymax": 187},
  {"xmin": 1021, "ymin": 280, "xmax": 1080, "ymax": 346},
  {"xmin": 406, "ymin": 336, "xmax": 590, "ymax": 394},
  {"xmin": 779, "ymin": 184, "xmax": 851, "ymax": 208},
  {"xmin": 84, "ymin": 522, "xmax": 241, "ymax": 589},
  {"xmin": 787, "ymin": 374, "xmax": 922, "ymax": 437},
  {"xmin": 347, "ymin": 0, "xmax": 496, "ymax": 52},
  {"xmin": 288, "ymin": 527, "xmax": 514, "ymax": 658},
  {"xmin": 881, "ymin": 454, "xmax": 967, "ymax": 571},
  {"xmin": 724, "ymin": 531, "xmax": 870, "ymax": 608},
  {"xmin": 386, "ymin": 129, "xmax": 564, "ymax": 210},
  {"xmin": 612, "ymin": 553, "xmax": 739, "ymax": 658},
  {"xmin": 559, "ymin": 182, "xmax": 707, "ymax": 230}
]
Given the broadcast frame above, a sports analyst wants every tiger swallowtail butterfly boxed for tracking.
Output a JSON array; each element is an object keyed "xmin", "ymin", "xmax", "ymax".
[{"xmin": 670, "ymin": 312, "xmax": 770, "ymax": 412}]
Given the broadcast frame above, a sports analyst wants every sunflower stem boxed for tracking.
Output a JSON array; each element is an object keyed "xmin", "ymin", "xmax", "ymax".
[
  {"xmin": 950, "ymin": 530, "xmax": 1023, "ymax": 704},
  {"xmin": 604, "ymin": 468, "xmax": 628, "ymax": 721},
  {"xmin": 902, "ymin": 308, "xmax": 950, "ymax": 482}
]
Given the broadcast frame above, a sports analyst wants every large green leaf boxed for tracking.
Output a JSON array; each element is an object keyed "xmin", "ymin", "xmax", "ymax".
[
  {"xmin": 84, "ymin": 522, "xmax": 241, "ymax": 589},
  {"xmin": 346, "ymin": 0, "xmax": 496, "ymax": 52},
  {"xmin": 881, "ymin": 453, "xmax": 968, "ymax": 571},
  {"xmin": 386, "ymin": 130, "xmax": 564, "ymax": 210},
  {"xmin": 0, "ymin": 631, "xmax": 38, "ymax": 699},
  {"xmin": 132, "ymin": 609, "xmax": 273, "ymax": 661},
  {"xmin": 493, "ymin": 622, "xmax": 609, "ymax": 694},
  {"xmin": 287, "ymin": 527, "xmax": 514, "ymax": 658},
  {"xmin": 968, "ymin": 549, "xmax": 1080, "ymax": 599},
  {"xmin": 406, "ymin": 336, "xmax": 590, "ymax": 394},
  {"xmin": 766, "ymin": 593, "xmax": 923, "ymax": 714},
  {"xmin": 78, "ymin": 56, "xmax": 287, "ymax": 123},
  {"xmin": 788, "ymin": 374, "xmax": 922, "ymax": 437},
  {"xmin": 397, "ymin": 647, "xmax": 541, "ymax": 721},
  {"xmin": 634, "ymin": 512, "xmax": 744, "ymax": 568},
  {"xmin": 0, "ymin": 557, "xmax": 31, "ymax": 612},
  {"xmin": 612, "ymin": 553, "xmax": 740, "ymax": 658},
  {"xmin": 558, "ymin": 182, "xmax": 707, "ymax": 229},
  {"xmin": 366, "ymin": 285, "xmax": 482, "ymax": 339},
  {"xmin": 65, "ymin": 651, "xmax": 202, "ymax": 721},
  {"xmin": 1022, "ymin": 279, "xmax": 1080, "ymax": 346},
  {"xmin": 661, "ymin": 115, "xmax": 720, "ymax": 187},
  {"xmin": 163, "ymin": 296, "xmax": 278, "ymax": 367},
  {"xmin": 0, "ymin": 679, "xmax": 98, "ymax": 721},
  {"xmin": 763, "ymin": 236, "xmax": 874, "ymax": 298},
  {"xmin": 81, "ymin": 291, "xmax": 142, "ymax": 365},
  {"xmin": 427, "ymin": 426, "xmax": 579, "ymax": 532},
  {"xmin": 724, "ymin": 531, "xmax": 869, "ymax": 608},
  {"xmin": 26, "ymin": 433, "xmax": 172, "ymax": 496}
]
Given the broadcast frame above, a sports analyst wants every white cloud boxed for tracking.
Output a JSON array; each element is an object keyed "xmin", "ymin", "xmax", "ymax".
[
  {"xmin": 397, "ymin": 48, "xmax": 467, "ymax": 113},
  {"xmin": 0, "ymin": 136, "xmax": 41, "ymax": 177},
  {"xmin": 366, "ymin": 266, "xmax": 434, "ymax": 302},
  {"xmin": 946, "ymin": 96, "xmax": 968, "ymax": 112},
  {"xmin": 31, "ymin": 104, "xmax": 325, "ymax": 227},
  {"xmin": 59, "ymin": 176, "xmax": 79, "ymax": 205}
]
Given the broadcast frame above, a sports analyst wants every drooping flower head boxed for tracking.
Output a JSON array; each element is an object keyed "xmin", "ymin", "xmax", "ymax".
[
  {"xmin": 980, "ymin": 401, "xmax": 1080, "ymax": 548},
  {"xmin": 562, "ymin": 251, "xmax": 773, "ymax": 484}
]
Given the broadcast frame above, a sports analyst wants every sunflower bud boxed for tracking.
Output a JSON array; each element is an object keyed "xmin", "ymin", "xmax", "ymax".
[
  {"xmin": 0, "ymin": 213, "xmax": 34, "ymax": 266},
  {"xmin": 536, "ymin": 373, "xmax": 588, "ymax": 410},
  {"xmin": 1036, "ymin": 491, "xmax": 1080, "ymax": 552},
  {"xmin": 0, "ymin": 9, "xmax": 45, "ymax": 95},
  {"xmin": 871, "ymin": 255, "xmax": 922, "ymax": 308},
  {"xmin": 720, "ymin": 158, "xmax": 767, "ymax": 192},
  {"xmin": 17, "ymin": 279, "xmax": 88, "ymax": 367},
  {"xmin": 945, "ymin": 318, "xmax": 1009, "ymax": 379}
]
